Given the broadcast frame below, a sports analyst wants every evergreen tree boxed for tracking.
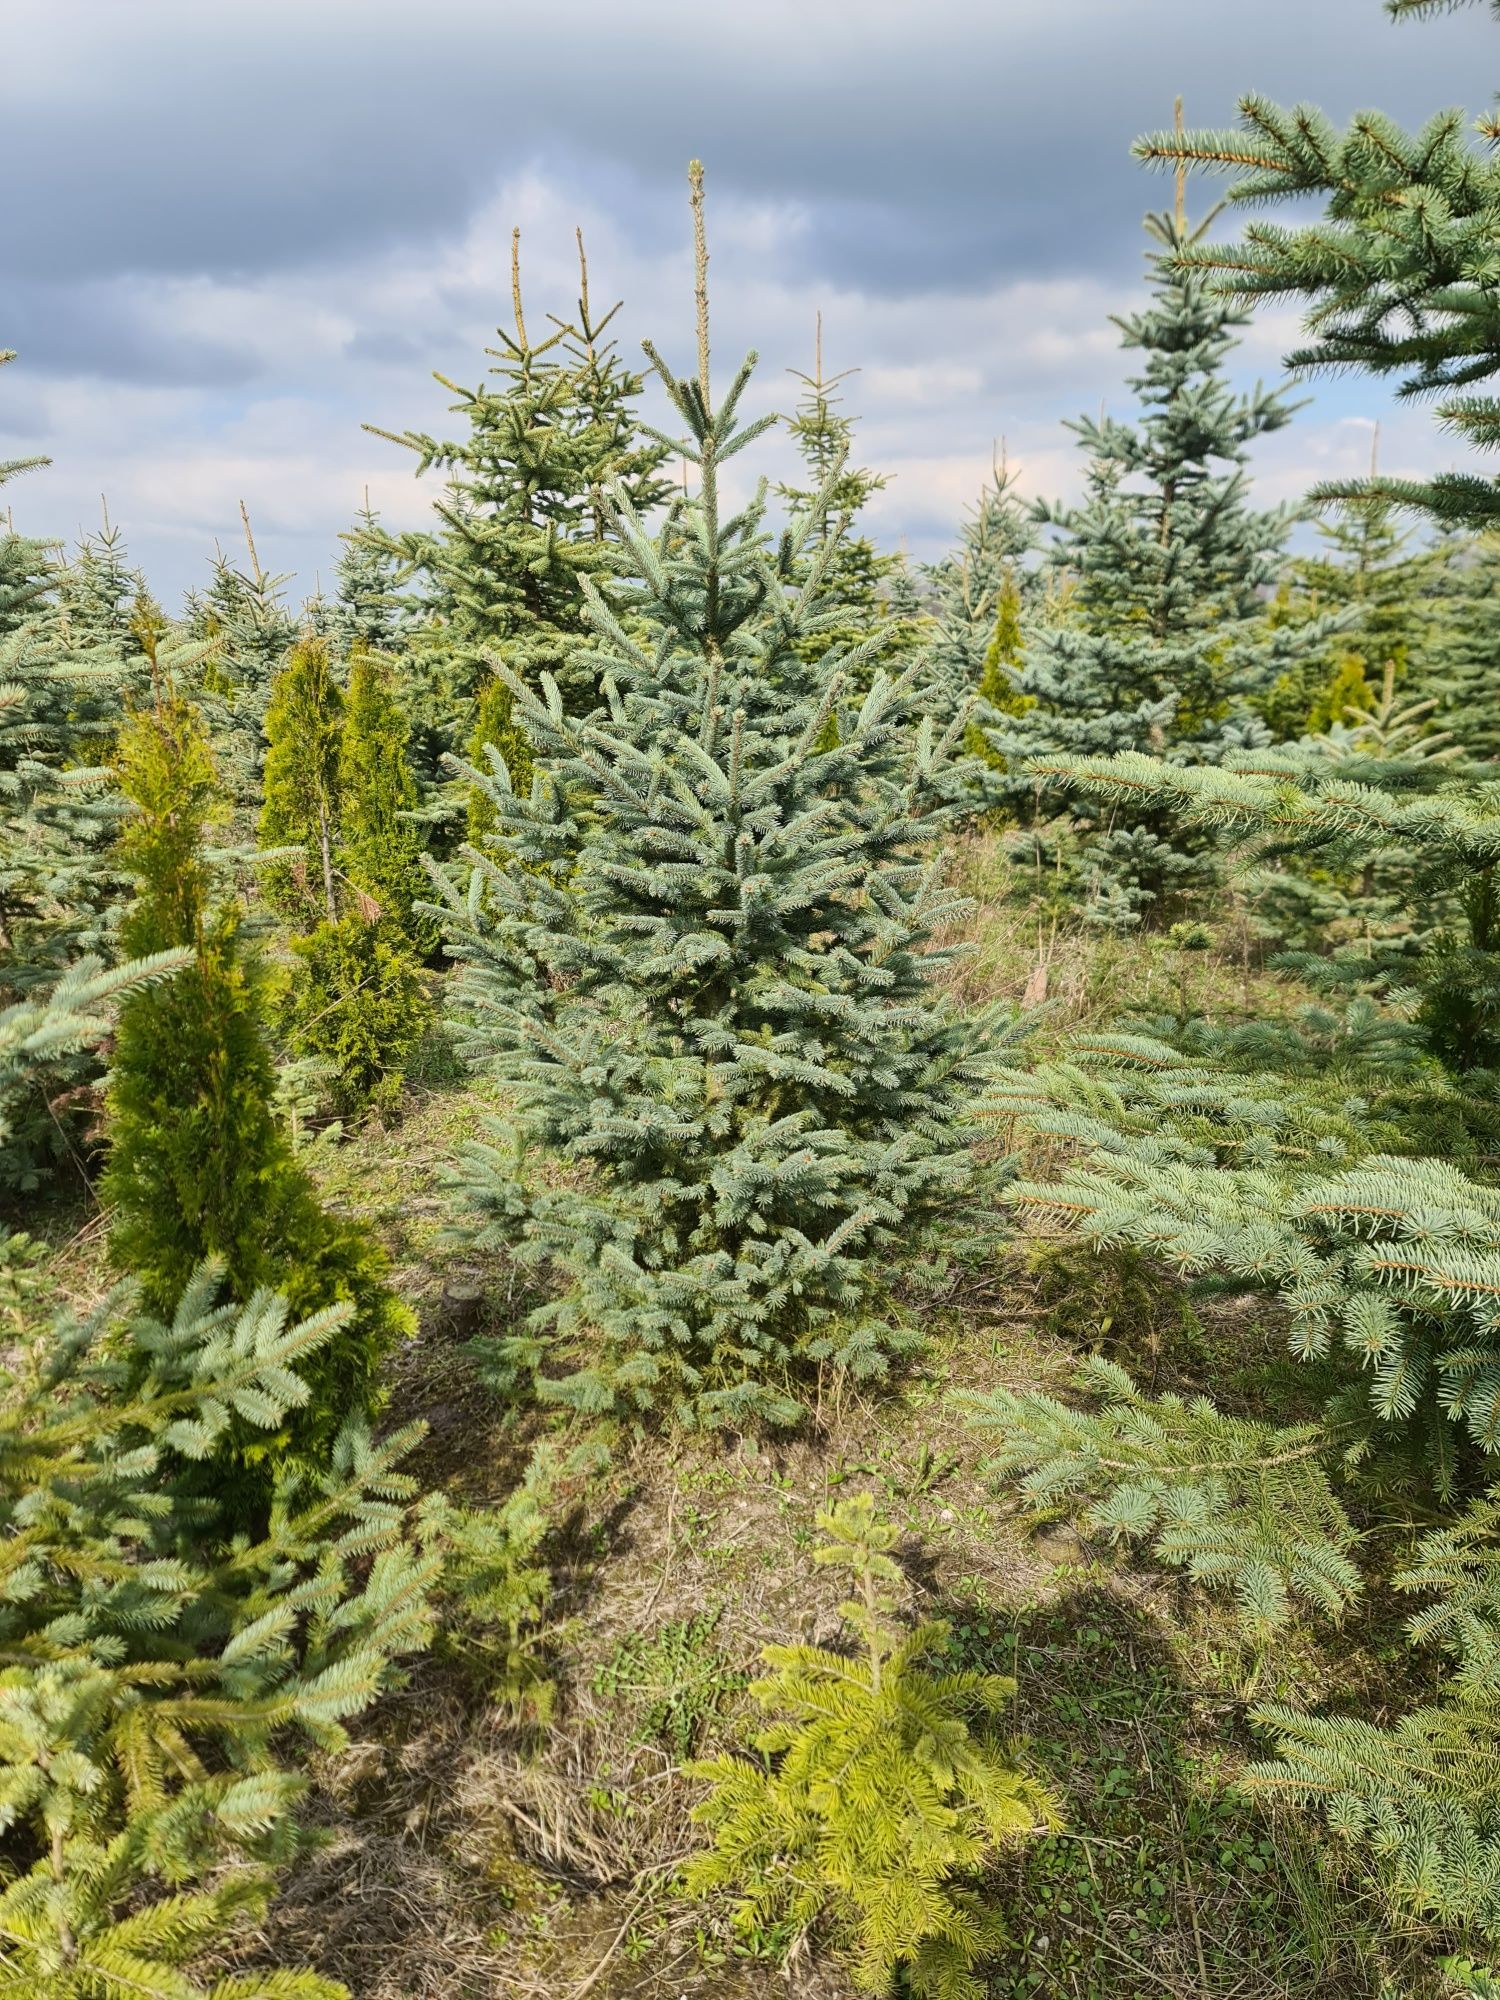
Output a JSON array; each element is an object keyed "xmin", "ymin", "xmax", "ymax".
[
  {"xmin": 183, "ymin": 508, "xmax": 297, "ymax": 808},
  {"xmin": 432, "ymin": 166, "xmax": 1010, "ymax": 1426},
  {"xmin": 1422, "ymin": 532, "xmax": 1500, "ymax": 763},
  {"xmin": 0, "ymin": 1266, "xmax": 440, "ymax": 1999},
  {"xmin": 260, "ymin": 637, "xmax": 344, "ymax": 922},
  {"xmin": 0, "ymin": 350, "xmax": 57, "ymax": 641},
  {"xmin": 686, "ymin": 1496, "xmax": 1056, "ymax": 1998},
  {"xmin": 365, "ymin": 228, "xmax": 672, "ymax": 769},
  {"xmin": 1260, "ymin": 459, "xmax": 1452, "ymax": 740},
  {"xmin": 284, "ymin": 913, "xmax": 427, "ymax": 1118},
  {"xmin": 56, "ymin": 504, "xmax": 151, "ymax": 666},
  {"xmin": 924, "ymin": 454, "xmax": 1040, "ymax": 746},
  {"xmin": 338, "ymin": 643, "xmax": 430, "ymax": 938},
  {"xmin": 1140, "ymin": 12, "xmax": 1500, "ymax": 529},
  {"xmin": 328, "ymin": 493, "xmax": 415, "ymax": 652},
  {"xmin": 260, "ymin": 641, "xmax": 430, "ymax": 1111},
  {"xmin": 990, "ymin": 154, "xmax": 1330, "ymax": 923},
  {"xmin": 103, "ymin": 690, "xmax": 408, "ymax": 1477},
  {"xmin": 465, "ymin": 669, "xmax": 533, "ymax": 841},
  {"xmin": 774, "ymin": 319, "xmax": 916, "ymax": 679},
  {"xmin": 958, "ymin": 1013, "xmax": 1500, "ymax": 1933}
]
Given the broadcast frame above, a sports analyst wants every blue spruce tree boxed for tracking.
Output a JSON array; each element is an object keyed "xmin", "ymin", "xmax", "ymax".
[
  {"xmin": 992, "ymin": 132, "xmax": 1328, "ymax": 923},
  {"xmin": 431, "ymin": 166, "xmax": 1014, "ymax": 1428}
]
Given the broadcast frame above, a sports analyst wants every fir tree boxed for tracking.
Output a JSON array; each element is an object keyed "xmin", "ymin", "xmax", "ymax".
[
  {"xmin": 0, "ymin": 350, "xmax": 57, "ymax": 642},
  {"xmin": 103, "ymin": 690, "xmax": 408, "ymax": 1478},
  {"xmin": 924, "ymin": 454, "xmax": 1040, "ymax": 750},
  {"xmin": 183, "ymin": 507, "xmax": 297, "ymax": 809},
  {"xmin": 774, "ymin": 318, "xmax": 915, "ymax": 680},
  {"xmin": 685, "ymin": 1496, "xmax": 1056, "ymax": 1998},
  {"xmin": 1260, "ymin": 452, "xmax": 1452, "ymax": 740},
  {"xmin": 328, "ymin": 493, "xmax": 414, "ymax": 652},
  {"xmin": 56, "ymin": 503, "xmax": 151, "ymax": 667},
  {"xmin": 430, "ymin": 166, "xmax": 1015, "ymax": 1427}
]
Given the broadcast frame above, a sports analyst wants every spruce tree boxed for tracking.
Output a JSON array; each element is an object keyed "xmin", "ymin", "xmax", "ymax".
[
  {"xmin": 774, "ymin": 319, "xmax": 916, "ymax": 679},
  {"xmin": 989, "ymin": 153, "xmax": 1330, "ymax": 923},
  {"xmin": 103, "ymin": 690, "xmax": 408, "ymax": 1476},
  {"xmin": 432, "ymin": 166, "xmax": 1008, "ymax": 1426},
  {"xmin": 365, "ymin": 228, "xmax": 671, "ymax": 768},
  {"xmin": 686, "ymin": 1496, "xmax": 1056, "ymax": 1998},
  {"xmin": 183, "ymin": 508, "xmax": 297, "ymax": 809},
  {"xmin": 328, "ymin": 493, "xmax": 415, "ymax": 652},
  {"xmin": 56, "ymin": 504, "xmax": 150, "ymax": 665},
  {"xmin": 0, "ymin": 350, "xmax": 56, "ymax": 642}
]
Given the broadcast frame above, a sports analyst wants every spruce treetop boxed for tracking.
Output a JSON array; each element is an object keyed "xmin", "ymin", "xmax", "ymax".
[{"xmin": 366, "ymin": 227, "xmax": 673, "ymax": 719}]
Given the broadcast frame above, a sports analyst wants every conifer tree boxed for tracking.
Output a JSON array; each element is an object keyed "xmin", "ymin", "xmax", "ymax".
[
  {"xmin": 989, "ymin": 146, "xmax": 1330, "ymax": 922},
  {"xmin": 0, "ymin": 1266, "xmax": 440, "ymax": 2000},
  {"xmin": 1141, "ymin": 10, "xmax": 1500, "ymax": 530},
  {"xmin": 774, "ymin": 319, "xmax": 914, "ymax": 678},
  {"xmin": 1259, "ymin": 440, "xmax": 1452, "ymax": 741},
  {"xmin": 465, "ymin": 669, "xmax": 533, "ymax": 840},
  {"xmin": 685, "ymin": 1496, "xmax": 1056, "ymax": 1997},
  {"xmin": 260, "ymin": 637, "xmax": 344, "ymax": 921},
  {"xmin": 959, "ymin": 1015, "xmax": 1500, "ymax": 1932},
  {"xmin": 56, "ymin": 504, "xmax": 150, "ymax": 665},
  {"xmin": 432, "ymin": 166, "xmax": 1011, "ymax": 1426},
  {"xmin": 260, "ymin": 641, "xmax": 430, "ymax": 1110},
  {"xmin": 183, "ymin": 508, "xmax": 297, "ymax": 808},
  {"xmin": 925, "ymin": 455, "xmax": 1039, "ymax": 745},
  {"xmin": 338, "ymin": 643, "xmax": 430, "ymax": 938},
  {"xmin": 1422, "ymin": 533, "xmax": 1500, "ymax": 763},
  {"xmin": 0, "ymin": 350, "xmax": 56, "ymax": 642},
  {"xmin": 328, "ymin": 493, "xmax": 415, "ymax": 652},
  {"xmin": 365, "ymin": 229, "xmax": 672, "ymax": 767},
  {"xmin": 103, "ymin": 690, "xmax": 408, "ymax": 1476}
]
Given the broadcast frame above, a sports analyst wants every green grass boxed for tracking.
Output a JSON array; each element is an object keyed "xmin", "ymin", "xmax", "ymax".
[{"xmin": 940, "ymin": 1587, "xmax": 1431, "ymax": 1999}]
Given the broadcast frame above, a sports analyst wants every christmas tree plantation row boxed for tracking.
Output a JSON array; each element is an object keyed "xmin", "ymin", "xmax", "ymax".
[{"xmin": 11, "ymin": 4, "xmax": 1500, "ymax": 1986}]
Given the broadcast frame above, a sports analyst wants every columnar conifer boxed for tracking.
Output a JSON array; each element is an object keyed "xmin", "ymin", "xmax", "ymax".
[{"xmin": 103, "ymin": 690, "xmax": 406, "ymax": 1475}]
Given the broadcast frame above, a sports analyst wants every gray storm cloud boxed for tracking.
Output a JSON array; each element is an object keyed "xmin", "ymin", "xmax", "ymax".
[{"xmin": 3, "ymin": 0, "xmax": 1491, "ymax": 599}]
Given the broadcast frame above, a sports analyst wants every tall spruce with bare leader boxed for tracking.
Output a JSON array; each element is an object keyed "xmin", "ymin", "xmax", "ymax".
[
  {"xmin": 366, "ymin": 229, "xmax": 672, "ymax": 776},
  {"xmin": 990, "ymin": 112, "xmax": 1330, "ymax": 924},
  {"xmin": 432, "ymin": 164, "xmax": 1013, "ymax": 1427}
]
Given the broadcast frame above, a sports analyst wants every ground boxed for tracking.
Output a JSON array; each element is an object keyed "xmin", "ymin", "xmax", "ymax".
[{"xmin": 27, "ymin": 834, "xmax": 1460, "ymax": 1998}]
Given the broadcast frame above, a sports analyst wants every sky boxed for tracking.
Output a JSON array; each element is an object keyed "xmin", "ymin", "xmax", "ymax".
[{"xmin": 4, "ymin": 0, "xmax": 1495, "ymax": 610}]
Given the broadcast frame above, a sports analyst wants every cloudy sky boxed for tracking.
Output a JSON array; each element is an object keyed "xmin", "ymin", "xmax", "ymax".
[{"xmin": 4, "ymin": 0, "xmax": 1493, "ymax": 609}]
